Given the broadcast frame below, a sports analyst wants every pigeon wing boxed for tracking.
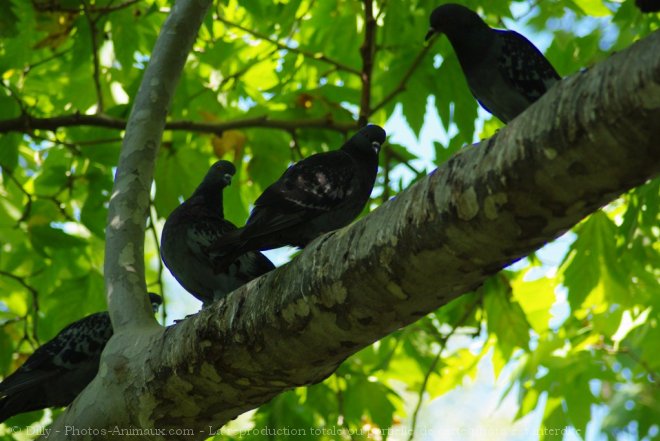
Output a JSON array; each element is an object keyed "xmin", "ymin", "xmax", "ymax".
[
  {"xmin": 186, "ymin": 214, "xmax": 236, "ymax": 255},
  {"xmin": 0, "ymin": 313, "xmax": 111, "ymax": 396},
  {"xmin": 246, "ymin": 150, "xmax": 356, "ymax": 232},
  {"xmin": 495, "ymin": 30, "xmax": 561, "ymax": 101}
]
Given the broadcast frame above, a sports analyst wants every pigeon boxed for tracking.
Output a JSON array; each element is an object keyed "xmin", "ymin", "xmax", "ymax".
[
  {"xmin": 160, "ymin": 160, "xmax": 275, "ymax": 306},
  {"xmin": 211, "ymin": 124, "xmax": 386, "ymax": 262},
  {"xmin": 0, "ymin": 293, "xmax": 162, "ymax": 422},
  {"xmin": 636, "ymin": 0, "xmax": 660, "ymax": 12},
  {"xmin": 426, "ymin": 3, "xmax": 561, "ymax": 123}
]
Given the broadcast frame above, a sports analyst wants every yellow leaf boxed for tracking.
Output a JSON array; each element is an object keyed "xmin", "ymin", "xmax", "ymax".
[
  {"xmin": 511, "ymin": 273, "xmax": 556, "ymax": 333},
  {"xmin": 213, "ymin": 130, "xmax": 247, "ymax": 159},
  {"xmin": 572, "ymin": 0, "xmax": 611, "ymax": 17}
]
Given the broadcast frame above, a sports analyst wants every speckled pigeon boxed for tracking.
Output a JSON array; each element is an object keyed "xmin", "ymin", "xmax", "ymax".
[
  {"xmin": 0, "ymin": 293, "xmax": 162, "ymax": 422},
  {"xmin": 636, "ymin": 0, "xmax": 660, "ymax": 12},
  {"xmin": 211, "ymin": 125, "xmax": 385, "ymax": 262},
  {"xmin": 426, "ymin": 3, "xmax": 561, "ymax": 123},
  {"xmin": 160, "ymin": 160, "xmax": 275, "ymax": 306}
]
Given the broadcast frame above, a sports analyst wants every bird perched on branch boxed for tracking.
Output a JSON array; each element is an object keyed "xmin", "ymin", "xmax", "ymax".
[
  {"xmin": 426, "ymin": 3, "xmax": 561, "ymax": 123},
  {"xmin": 161, "ymin": 160, "xmax": 275, "ymax": 306},
  {"xmin": 0, "ymin": 293, "xmax": 162, "ymax": 423},
  {"xmin": 635, "ymin": 0, "xmax": 660, "ymax": 12},
  {"xmin": 211, "ymin": 125, "xmax": 386, "ymax": 262}
]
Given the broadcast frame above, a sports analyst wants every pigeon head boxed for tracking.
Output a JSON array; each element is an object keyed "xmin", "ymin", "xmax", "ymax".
[
  {"xmin": 426, "ymin": 4, "xmax": 489, "ymax": 41},
  {"xmin": 206, "ymin": 160, "xmax": 237, "ymax": 187},
  {"xmin": 197, "ymin": 160, "xmax": 237, "ymax": 193},
  {"xmin": 343, "ymin": 124, "xmax": 386, "ymax": 156},
  {"xmin": 147, "ymin": 292, "xmax": 163, "ymax": 312},
  {"xmin": 190, "ymin": 160, "xmax": 236, "ymax": 204}
]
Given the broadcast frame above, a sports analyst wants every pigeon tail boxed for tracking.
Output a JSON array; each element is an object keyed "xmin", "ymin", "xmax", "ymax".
[
  {"xmin": 0, "ymin": 397, "xmax": 17, "ymax": 423},
  {"xmin": 210, "ymin": 227, "xmax": 246, "ymax": 255},
  {"xmin": 0, "ymin": 391, "xmax": 39, "ymax": 423}
]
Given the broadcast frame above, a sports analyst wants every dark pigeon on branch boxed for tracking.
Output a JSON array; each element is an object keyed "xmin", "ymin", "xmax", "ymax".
[
  {"xmin": 426, "ymin": 3, "xmax": 561, "ymax": 123},
  {"xmin": 160, "ymin": 160, "xmax": 275, "ymax": 307},
  {"xmin": 635, "ymin": 0, "xmax": 660, "ymax": 12},
  {"xmin": 0, "ymin": 293, "xmax": 162, "ymax": 423},
  {"xmin": 211, "ymin": 125, "xmax": 386, "ymax": 263}
]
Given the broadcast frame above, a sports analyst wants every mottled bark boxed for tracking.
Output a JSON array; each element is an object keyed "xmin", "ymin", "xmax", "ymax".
[
  {"xmin": 46, "ymin": 28, "xmax": 659, "ymax": 441},
  {"xmin": 104, "ymin": 0, "xmax": 212, "ymax": 329}
]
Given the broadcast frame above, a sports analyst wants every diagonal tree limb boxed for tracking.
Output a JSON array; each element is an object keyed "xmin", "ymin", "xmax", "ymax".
[
  {"xmin": 140, "ymin": 29, "xmax": 660, "ymax": 435},
  {"xmin": 45, "ymin": 29, "xmax": 660, "ymax": 441}
]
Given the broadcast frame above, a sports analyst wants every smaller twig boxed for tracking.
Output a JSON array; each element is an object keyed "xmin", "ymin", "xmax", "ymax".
[
  {"xmin": 288, "ymin": 130, "xmax": 304, "ymax": 161},
  {"xmin": 282, "ymin": 0, "xmax": 316, "ymax": 45},
  {"xmin": 369, "ymin": 333, "xmax": 405, "ymax": 373},
  {"xmin": 5, "ymin": 172, "xmax": 33, "ymax": 224},
  {"xmin": 386, "ymin": 145, "xmax": 423, "ymax": 176},
  {"xmin": 82, "ymin": 0, "xmax": 105, "ymax": 113},
  {"xmin": 601, "ymin": 345, "xmax": 660, "ymax": 385},
  {"xmin": 28, "ymin": 133, "xmax": 82, "ymax": 155},
  {"xmin": 0, "ymin": 316, "xmax": 24, "ymax": 328},
  {"xmin": 382, "ymin": 146, "xmax": 391, "ymax": 203},
  {"xmin": 0, "ymin": 81, "xmax": 28, "ymax": 115},
  {"xmin": 371, "ymin": 44, "xmax": 433, "ymax": 115},
  {"xmin": 5, "ymin": 169, "xmax": 76, "ymax": 223},
  {"xmin": 0, "ymin": 270, "xmax": 40, "ymax": 345},
  {"xmin": 24, "ymin": 49, "xmax": 72, "ymax": 75},
  {"xmin": 95, "ymin": 0, "xmax": 139, "ymax": 14},
  {"xmin": 33, "ymin": 0, "xmax": 139, "ymax": 14},
  {"xmin": 375, "ymin": 0, "xmax": 387, "ymax": 20},
  {"xmin": 147, "ymin": 204, "xmax": 166, "ymax": 323},
  {"xmin": 215, "ymin": 15, "xmax": 361, "ymax": 76},
  {"xmin": 334, "ymin": 375, "xmax": 356, "ymax": 441},
  {"xmin": 407, "ymin": 300, "xmax": 479, "ymax": 441},
  {"xmin": 214, "ymin": 46, "xmax": 279, "ymax": 92},
  {"xmin": 0, "ymin": 112, "xmax": 358, "ymax": 135},
  {"xmin": 358, "ymin": 0, "xmax": 377, "ymax": 126}
]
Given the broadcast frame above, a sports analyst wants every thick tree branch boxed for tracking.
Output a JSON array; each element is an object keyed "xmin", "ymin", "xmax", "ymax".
[
  {"xmin": 104, "ymin": 0, "xmax": 212, "ymax": 330},
  {"xmin": 45, "ymin": 30, "xmax": 659, "ymax": 441},
  {"xmin": 0, "ymin": 112, "xmax": 357, "ymax": 135}
]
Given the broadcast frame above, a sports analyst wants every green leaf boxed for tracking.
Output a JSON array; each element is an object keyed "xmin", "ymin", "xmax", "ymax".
[
  {"xmin": 540, "ymin": 397, "xmax": 569, "ymax": 441},
  {"xmin": 344, "ymin": 376, "xmax": 397, "ymax": 430},
  {"xmin": 0, "ymin": 0, "xmax": 19, "ymax": 38},
  {"xmin": 28, "ymin": 225, "xmax": 87, "ymax": 254},
  {"xmin": 38, "ymin": 271, "xmax": 106, "ymax": 341},
  {"xmin": 483, "ymin": 277, "xmax": 530, "ymax": 359},
  {"xmin": 0, "ymin": 132, "xmax": 20, "ymax": 171},
  {"xmin": 154, "ymin": 145, "xmax": 212, "ymax": 218},
  {"xmin": 0, "ymin": 328, "xmax": 14, "ymax": 374}
]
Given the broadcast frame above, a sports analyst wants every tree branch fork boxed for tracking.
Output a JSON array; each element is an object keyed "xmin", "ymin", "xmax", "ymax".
[{"xmin": 43, "ymin": 30, "xmax": 660, "ymax": 440}]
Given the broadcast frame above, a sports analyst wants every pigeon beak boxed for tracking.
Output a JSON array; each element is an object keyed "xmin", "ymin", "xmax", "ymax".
[
  {"xmin": 223, "ymin": 174, "xmax": 233, "ymax": 186},
  {"xmin": 425, "ymin": 28, "xmax": 437, "ymax": 41},
  {"xmin": 371, "ymin": 141, "xmax": 381, "ymax": 154}
]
